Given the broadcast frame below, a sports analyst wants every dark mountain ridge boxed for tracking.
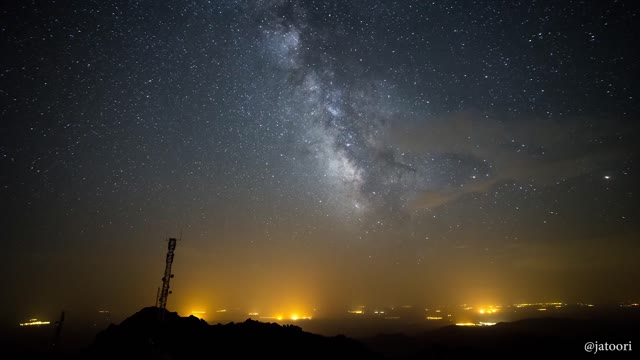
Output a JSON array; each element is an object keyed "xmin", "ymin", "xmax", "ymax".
[{"xmin": 89, "ymin": 307, "xmax": 378, "ymax": 359}]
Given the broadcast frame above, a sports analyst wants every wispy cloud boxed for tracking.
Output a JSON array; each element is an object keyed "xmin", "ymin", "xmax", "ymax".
[{"xmin": 390, "ymin": 111, "xmax": 634, "ymax": 208}]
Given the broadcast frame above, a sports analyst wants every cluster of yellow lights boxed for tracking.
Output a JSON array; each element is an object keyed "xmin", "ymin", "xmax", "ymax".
[
  {"xmin": 247, "ymin": 312, "xmax": 259, "ymax": 316},
  {"xmin": 575, "ymin": 303, "xmax": 594, "ymax": 307},
  {"xmin": 215, "ymin": 309, "xmax": 227, "ymax": 313},
  {"xmin": 373, "ymin": 310, "xmax": 385, "ymax": 314},
  {"xmin": 259, "ymin": 314, "xmax": 311, "ymax": 321},
  {"xmin": 478, "ymin": 308, "xmax": 499, "ymax": 314},
  {"xmin": 426, "ymin": 316, "xmax": 443, "ymax": 320},
  {"xmin": 476, "ymin": 305, "xmax": 501, "ymax": 315},
  {"xmin": 514, "ymin": 302, "xmax": 565, "ymax": 308},
  {"xmin": 20, "ymin": 319, "xmax": 50, "ymax": 327},
  {"xmin": 461, "ymin": 305, "xmax": 502, "ymax": 313},
  {"xmin": 289, "ymin": 314, "xmax": 312, "ymax": 321},
  {"xmin": 455, "ymin": 322, "xmax": 496, "ymax": 327},
  {"xmin": 620, "ymin": 303, "xmax": 639, "ymax": 308},
  {"xmin": 348, "ymin": 310, "xmax": 364, "ymax": 314}
]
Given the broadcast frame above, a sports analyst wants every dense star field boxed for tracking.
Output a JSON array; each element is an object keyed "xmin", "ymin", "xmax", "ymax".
[{"xmin": 1, "ymin": 1, "xmax": 638, "ymax": 319}]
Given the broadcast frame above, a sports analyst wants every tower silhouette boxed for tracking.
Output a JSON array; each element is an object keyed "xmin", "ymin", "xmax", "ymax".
[{"xmin": 158, "ymin": 238, "xmax": 177, "ymax": 319}]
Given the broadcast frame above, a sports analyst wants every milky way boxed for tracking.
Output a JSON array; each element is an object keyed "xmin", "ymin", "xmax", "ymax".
[{"xmin": 256, "ymin": 1, "xmax": 437, "ymax": 226}]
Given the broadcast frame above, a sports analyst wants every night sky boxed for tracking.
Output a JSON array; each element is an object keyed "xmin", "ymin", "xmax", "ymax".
[{"xmin": 2, "ymin": 1, "xmax": 639, "ymax": 320}]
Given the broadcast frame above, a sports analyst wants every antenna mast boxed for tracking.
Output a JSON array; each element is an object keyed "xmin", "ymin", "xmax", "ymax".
[{"xmin": 157, "ymin": 238, "xmax": 177, "ymax": 318}]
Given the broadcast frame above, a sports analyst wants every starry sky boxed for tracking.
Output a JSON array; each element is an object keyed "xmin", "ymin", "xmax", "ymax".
[{"xmin": 1, "ymin": 0, "xmax": 639, "ymax": 320}]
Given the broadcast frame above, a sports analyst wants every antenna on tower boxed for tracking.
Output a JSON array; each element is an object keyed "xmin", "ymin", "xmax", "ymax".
[{"xmin": 157, "ymin": 238, "xmax": 177, "ymax": 320}]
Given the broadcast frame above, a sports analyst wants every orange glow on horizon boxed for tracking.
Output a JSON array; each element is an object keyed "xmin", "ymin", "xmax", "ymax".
[{"xmin": 190, "ymin": 310, "xmax": 207, "ymax": 319}]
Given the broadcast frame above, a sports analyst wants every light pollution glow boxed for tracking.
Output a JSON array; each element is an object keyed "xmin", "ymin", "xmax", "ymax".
[{"xmin": 177, "ymin": 301, "xmax": 582, "ymax": 325}]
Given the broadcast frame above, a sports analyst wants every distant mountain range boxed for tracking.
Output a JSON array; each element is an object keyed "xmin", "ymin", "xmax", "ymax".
[{"xmin": 86, "ymin": 307, "xmax": 639, "ymax": 359}]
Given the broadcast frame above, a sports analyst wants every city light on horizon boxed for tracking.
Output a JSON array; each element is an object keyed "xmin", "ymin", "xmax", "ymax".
[
  {"xmin": 19, "ymin": 319, "xmax": 51, "ymax": 327},
  {"xmin": 160, "ymin": 299, "xmax": 622, "ymax": 326}
]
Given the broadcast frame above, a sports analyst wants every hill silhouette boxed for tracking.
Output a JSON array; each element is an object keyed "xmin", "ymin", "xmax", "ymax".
[{"xmin": 89, "ymin": 307, "xmax": 379, "ymax": 359}]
